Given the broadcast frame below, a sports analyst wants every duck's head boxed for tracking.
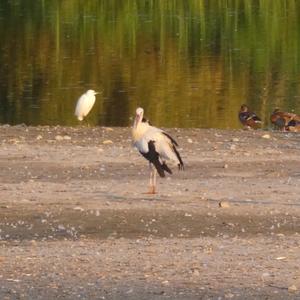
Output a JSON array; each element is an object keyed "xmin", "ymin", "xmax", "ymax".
[{"xmin": 240, "ymin": 104, "xmax": 249, "ymax": 112}]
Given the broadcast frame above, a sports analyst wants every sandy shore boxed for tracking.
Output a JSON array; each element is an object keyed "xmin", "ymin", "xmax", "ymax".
[{"xmin": 0, "ymin": 125, "xmax": 300, "ymax": 299}]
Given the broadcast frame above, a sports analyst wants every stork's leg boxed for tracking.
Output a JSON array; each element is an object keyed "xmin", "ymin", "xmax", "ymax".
[
  {"xmin": 145, "ymin": 163, "xmax": 156, "ymax": 194},
  {"xmin": 149, "ymin": 163, "xmax": 153, "ymax": 190},
  {"xmin": 152, "ymin": 168, "xmax": 157, "ymax": 194}
]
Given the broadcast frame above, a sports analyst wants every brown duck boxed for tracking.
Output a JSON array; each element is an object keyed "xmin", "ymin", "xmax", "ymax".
[
  {"xmin": 239, "ymin": 104, "xmax": 262, "ymax": 129},
  {"xmin": 270, "ymin": 109, "xmax": 300, "ymax": 130}
]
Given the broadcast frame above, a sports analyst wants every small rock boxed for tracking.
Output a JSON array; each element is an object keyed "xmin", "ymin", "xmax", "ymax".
[
  {"xmin": 63, "ymin": 135, "xmax": 71, "ymax": 140},
  {"xmin": 262, "ymin": 134, "xmax": 271, "ymax": 139},
  {"xmin": 184, "ymin": 213, "xmax": 192, "ymax": 217},
  {"xmin": 36, "ymin": 135, "xmax": 43, "ymax": 140},
  {"xmin": 58, "ymin": 224, "xmax": 65, "ymax": 231},
  {"xmin": 225, "ymin": 293, "xmax": 235, "ymax": 299},
  {"xmin": 288, "ymin": 285, "xmax": 298, "ymax": 292},
  {"xmin": 219, "ymin": 201, "xmax": 230, "ymax": 208},
  {"xmin": 55, "ymin": 135, "xmax": 64, "ymax": 141},
  {"xmin": 232, "ymin": 138, "xmax": 239, "ymax": 142},
  {"xmin": 230, "ymin": 144, "xmax": 236, "ymax": 150},
  {"xmin": 103, "ymin": 140, "xmax": 113, "ymax": 144},
  {"xmin": 223, "ymin": 164, "xmax": 228, "ymax": 169},
  {"xmin": 73, "ymin": 206, "xmax": 84, "ymax": 212},
  {"xmin": 275, "ymin": 256, "xmax": 287, "ymax": 260}
]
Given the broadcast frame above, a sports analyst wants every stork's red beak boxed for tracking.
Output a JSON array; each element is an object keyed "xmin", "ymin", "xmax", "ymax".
[{"xmin": 134, "ymin": 114, "xmax": 141, "ymax": 128}]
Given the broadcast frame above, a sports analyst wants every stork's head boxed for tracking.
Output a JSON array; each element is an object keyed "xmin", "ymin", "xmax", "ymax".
[{"xmin": 133, "ymin": 107, "xmax": 144, "ymax": 129}]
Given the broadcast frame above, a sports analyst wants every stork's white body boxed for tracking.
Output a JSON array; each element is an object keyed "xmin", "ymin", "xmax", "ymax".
[
  {"xmin": 132, "ymin": 107, "xmax": 184, "ymax": 193},
  {"xmin": 133, "ymin": 126, "xmax": 179, "ymax": 163},
  {"xmin": 75, "ymin": 90, "xmax": 98, "ymax": 121}
]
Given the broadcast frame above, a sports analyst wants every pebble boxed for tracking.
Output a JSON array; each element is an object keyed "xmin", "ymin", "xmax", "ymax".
[
  {"xmin": 58, "ymin": 224, "xmax": 65, "ymax": 231},
  {"xmin": 55, "ymin": 135, "xmax": 64, "ymax": 141},
  {"xmin": 275, "ymin": 256, "xmax": 287, "ymax": 260},
  {"xmin": 225, "ymin": 293, "xmax": 235, "ymax": 299},
  {"xmin": 103, "ymin": 140, "xmax": 113, "ymax": 144},
  {"xmin": 262, "ymin": 134, "xmax": 271, "ymax": 139},
  {"xmin": 288, "ymin": 285, "xmax": 298, "ymax": 292},
  {"xmin": 73, "ymin": 206, "xmax": 84, "ymax": 211},
  {"xmin": 219, "ymin": 201, "xmax": 230, "ymax": 208}
]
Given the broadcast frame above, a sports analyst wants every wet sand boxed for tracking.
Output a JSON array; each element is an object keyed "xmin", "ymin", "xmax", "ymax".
[{"xmin": 0, "ymin": 125, "xmax": 300, "ymax": 299}]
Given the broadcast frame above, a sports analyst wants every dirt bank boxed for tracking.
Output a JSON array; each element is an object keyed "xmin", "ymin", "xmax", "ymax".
[{"xmin": 0, "ymin": 125, "xmax": 300, "ymax": 299}]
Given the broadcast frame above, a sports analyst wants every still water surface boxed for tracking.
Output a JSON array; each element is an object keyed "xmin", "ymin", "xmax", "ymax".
[{"xmin": 1, "ymin": 1, "xmax": 300, "ymax": 128}]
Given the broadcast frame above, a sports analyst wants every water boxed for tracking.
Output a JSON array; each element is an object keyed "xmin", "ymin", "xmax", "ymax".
[{"xmin": 0, "ymin": 0, "xmax": 300, "ymax": 128}]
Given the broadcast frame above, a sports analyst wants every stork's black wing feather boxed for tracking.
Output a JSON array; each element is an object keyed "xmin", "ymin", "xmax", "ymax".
[
  {"xmin": 172, "ymin": 145, "xmax": 184, "ymax": 170},
  {"xmin": 142, "ymin": 117, "xmax": 152, "ymax": 126},
  {"xmin": 162, "ymin": 162, "xmax": 172, "ymax": 174},
  {"xmin": 140, "ymin": 140, "xmax": 165, "ymax": 177},
  {"xmin": 161, "ymin": 132, "xmax": 179, "ymax": 146}
]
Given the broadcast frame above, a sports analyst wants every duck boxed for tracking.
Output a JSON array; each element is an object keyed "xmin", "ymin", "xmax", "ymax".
[
  {"xmin": 238, "ymin": 104, "xmax": 262, "ymax": 129},
  {"xmin": 270, "ymin": 109, "xmax": 300, "ymax": 131}
]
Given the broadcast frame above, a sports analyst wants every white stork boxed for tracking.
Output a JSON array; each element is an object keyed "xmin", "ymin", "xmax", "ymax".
[{"xmin": 132, "ymin": 107, "xmax": 184, "ymax": 194}]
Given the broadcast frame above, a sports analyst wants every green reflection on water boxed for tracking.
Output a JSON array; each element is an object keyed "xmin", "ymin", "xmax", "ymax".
[{"xmin": 0, "ymin": 0, "xmax": 300, "ymax": 128}]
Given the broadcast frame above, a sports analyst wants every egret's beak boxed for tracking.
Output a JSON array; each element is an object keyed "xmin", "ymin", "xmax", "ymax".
[{"xmin": 95, "ymin": 90, "xmax": 103, "ymax": 95}]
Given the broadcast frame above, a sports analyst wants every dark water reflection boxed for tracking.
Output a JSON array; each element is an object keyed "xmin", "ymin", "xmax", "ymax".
[{"xmin": 1, "ymin": 1, "xmax": 300, "ymax": 128}]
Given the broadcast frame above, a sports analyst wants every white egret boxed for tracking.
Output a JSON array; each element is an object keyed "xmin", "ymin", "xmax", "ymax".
[
  {"xmin": 132, "ymin": 107, "xmax": 184, "ymax": 194},
  {"xmin": 74, "ymin": 89, "xmax": 99, "ymax": 121}
]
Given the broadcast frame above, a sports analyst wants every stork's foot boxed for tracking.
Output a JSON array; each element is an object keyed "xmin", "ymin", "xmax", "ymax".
[{"xmin": 143, "ymin": 185, "xmax": 156, "ymax": 194}]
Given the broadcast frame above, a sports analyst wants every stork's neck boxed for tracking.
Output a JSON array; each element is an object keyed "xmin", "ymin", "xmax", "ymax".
[{"xmin": 132, "ymin": 121, "xmax": 150, "ymax": 142}]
